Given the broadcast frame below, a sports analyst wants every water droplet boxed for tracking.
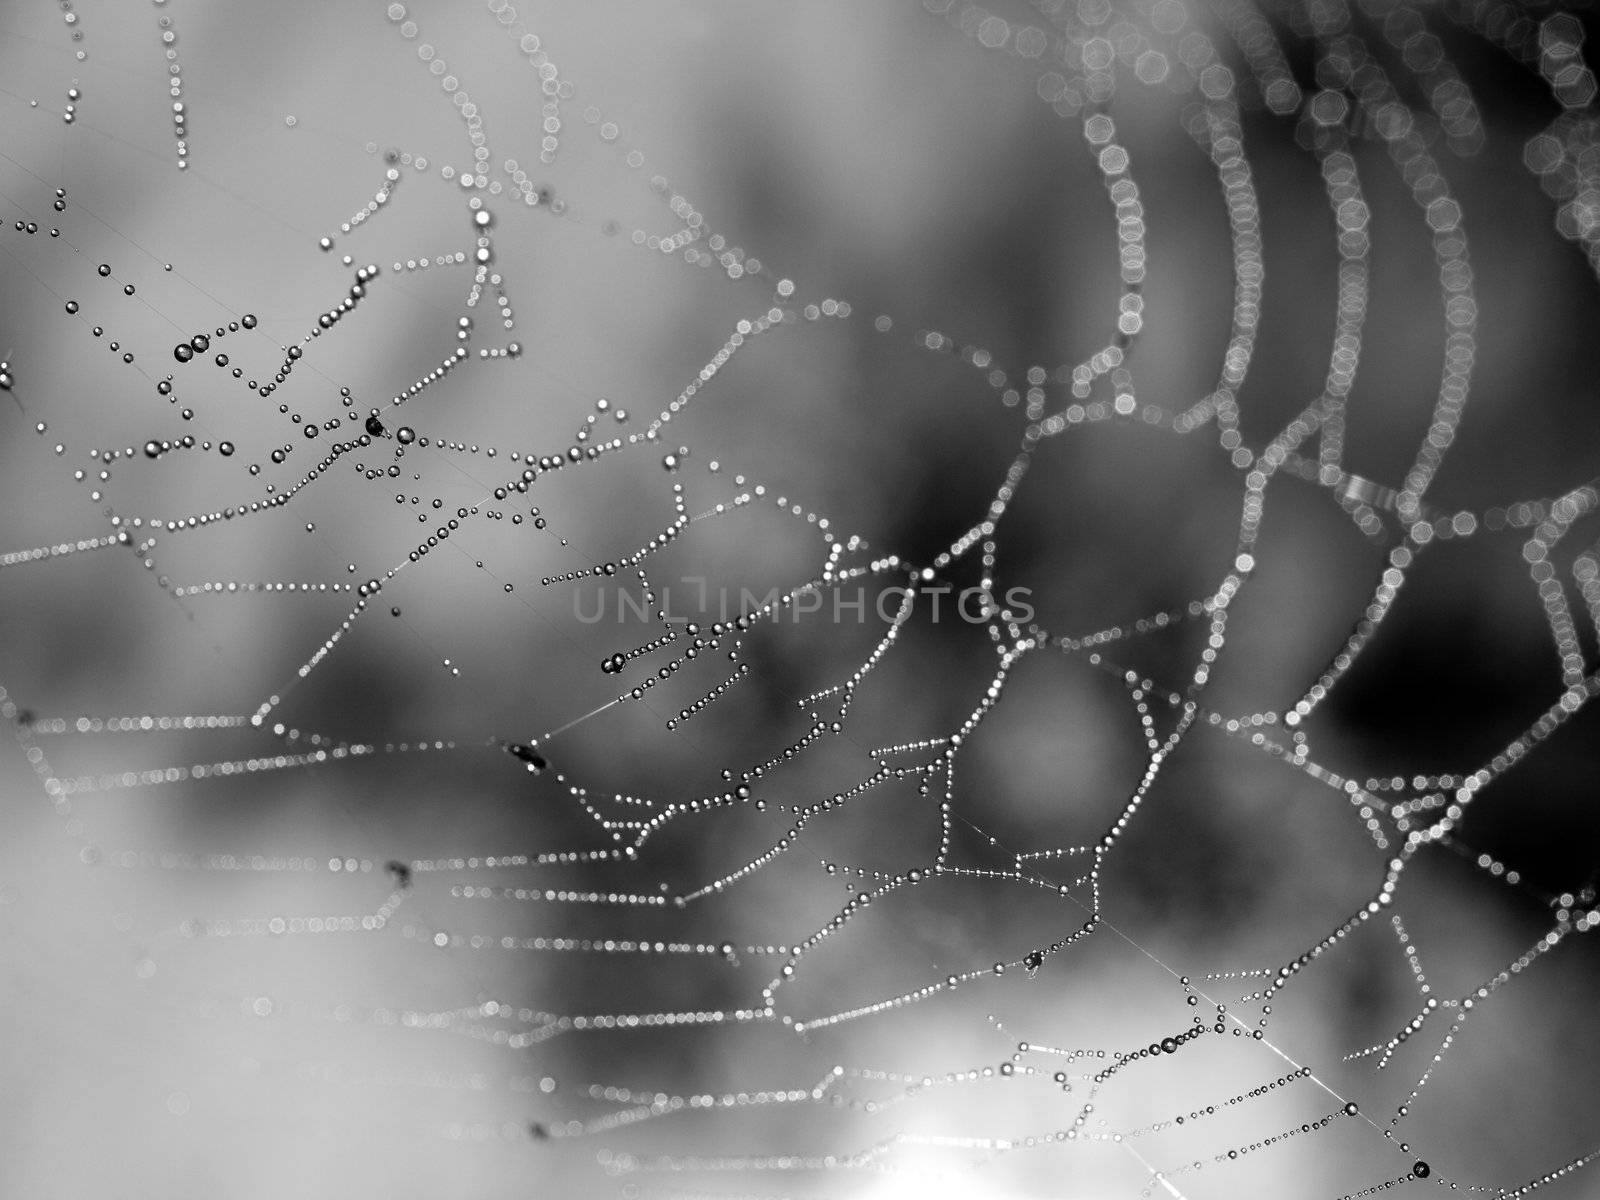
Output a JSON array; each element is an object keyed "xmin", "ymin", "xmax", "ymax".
[
  {"xmin": 218, "ymin": 441, "xmax": 234, "ymax": 456},
  {"xmin": 396, "ymin": 426, "xmax": 416, "ymax": 445},
  {"xmin": 173, "ymin": 344, "xmax": 193, "ymax": 363},
  {"xmin": 506, "ymin": 743, "xmax": 547, "ymax": 773}
]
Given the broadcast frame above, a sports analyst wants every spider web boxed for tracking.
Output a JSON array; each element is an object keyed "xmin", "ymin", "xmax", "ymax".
[{"xmin": 1, "ymin": 1, "xmax": 1599, "ymax": 1197}]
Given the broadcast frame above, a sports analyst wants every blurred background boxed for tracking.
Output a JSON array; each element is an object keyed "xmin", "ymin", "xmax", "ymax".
[{"xmin": 1, "ymin": 1, "xmax": 1598, "ymax": 1197}]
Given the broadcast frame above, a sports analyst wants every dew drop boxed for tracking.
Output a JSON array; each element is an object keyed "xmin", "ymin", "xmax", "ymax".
[{"xmin": 506, "ymin": 743, "xmax": 547, "ymax": 773}]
